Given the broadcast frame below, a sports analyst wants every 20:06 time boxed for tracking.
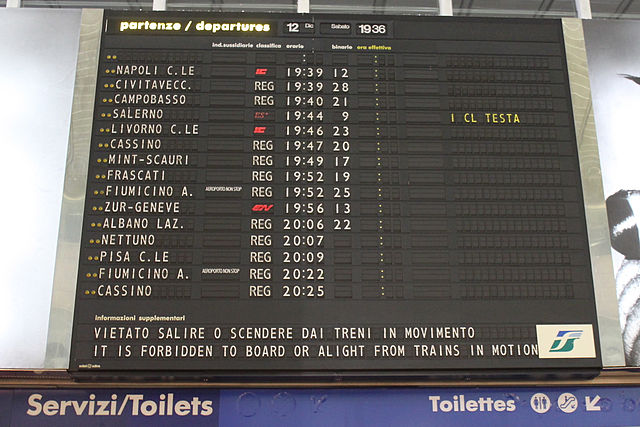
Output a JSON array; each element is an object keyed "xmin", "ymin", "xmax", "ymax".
[{"xmin": 282, "ymin": 285, "xmax": 325, "ymax": 297}]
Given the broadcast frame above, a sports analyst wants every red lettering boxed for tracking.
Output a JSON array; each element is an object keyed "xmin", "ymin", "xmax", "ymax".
[
  {"xmin": 254, "ymin": 126, "xmax": 266, "ymax": 134},
  {"xmin": 252, "ymin": 204, "xmax": 274, "ymax": 212},
  {"xmin": 255, "ymin": 68, "xmax": 268, "ymax": 75}
]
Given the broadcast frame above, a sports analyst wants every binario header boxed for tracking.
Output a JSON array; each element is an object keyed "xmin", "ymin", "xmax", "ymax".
[{"xmin": 118, "ymin": 19, "xmax": 272, "ymax": 34}]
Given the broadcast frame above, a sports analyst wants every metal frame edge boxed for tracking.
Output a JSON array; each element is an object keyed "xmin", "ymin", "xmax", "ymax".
[
  {"xmin": 562, "ymin": 17, "xmax": 625, "ymax": 367},
  {"xmin": 44, "ymin": 8, "xmax": 103, "ymax": 370}
]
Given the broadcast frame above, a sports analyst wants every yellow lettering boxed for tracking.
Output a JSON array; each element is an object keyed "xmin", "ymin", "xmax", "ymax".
[
  {"xmin": 464, "ymin": 113, "xmax": 477, "ymax": 123},
  {"xmin": 121, "ymin": 20, "xmax": 270, "ymax": 33},
  {"xmin": 119, "ymin": 20, "xmax": 181, "ymax": 32},
  {"xmin": 484, "ymin": 112, "xmax": 521, "ymax": 124}
]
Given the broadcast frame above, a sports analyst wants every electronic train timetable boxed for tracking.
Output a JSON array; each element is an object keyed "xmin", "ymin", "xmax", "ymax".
[{"xmin": 69, "ymin": 12, "xmax": 601, "ymax": 377}]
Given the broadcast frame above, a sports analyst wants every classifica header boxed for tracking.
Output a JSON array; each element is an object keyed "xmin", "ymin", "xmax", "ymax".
[{"xmin": 118, "ymin": 20, "xmax": 271, "ymax": 33}]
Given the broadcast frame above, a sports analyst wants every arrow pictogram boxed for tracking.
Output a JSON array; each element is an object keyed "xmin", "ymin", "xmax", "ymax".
[{"xmin": 585, "ymin": 395, "xmax": 601, "ymax": 412}]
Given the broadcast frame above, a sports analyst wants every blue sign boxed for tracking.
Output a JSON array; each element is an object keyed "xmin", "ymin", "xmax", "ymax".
[
  {"xmin": 5, "ymin": 386, "xmax": 640, "ymax": 426},
  {"xmin": 217, "ymin": 387, "xmax": 629, "ymax": 427}
]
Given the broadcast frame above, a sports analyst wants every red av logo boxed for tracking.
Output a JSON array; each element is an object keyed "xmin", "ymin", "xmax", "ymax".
[{"xmin": 252, "ymin": 204, "xmax": 274, "ymax": 212}]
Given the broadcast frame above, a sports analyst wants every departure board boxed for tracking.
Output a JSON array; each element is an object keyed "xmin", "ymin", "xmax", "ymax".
[{"xmin": 69, "ymin": 11, "xmax": 601, "ymax": 377}]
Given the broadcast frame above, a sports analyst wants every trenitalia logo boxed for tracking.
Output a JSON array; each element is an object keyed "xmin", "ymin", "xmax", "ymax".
[
  {"xmin": 536, "ymin": 324, "xmax": 596, "ymax": 359},
  {"xmin": 549, "ymin": 330, "xmax": 583, "ymax": 353}
]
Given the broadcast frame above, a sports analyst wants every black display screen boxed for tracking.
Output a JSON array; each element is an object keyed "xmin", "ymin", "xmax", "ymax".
[{"xmin": 70, "ymin": 12, "xmax": 601, "ymax": 376}]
